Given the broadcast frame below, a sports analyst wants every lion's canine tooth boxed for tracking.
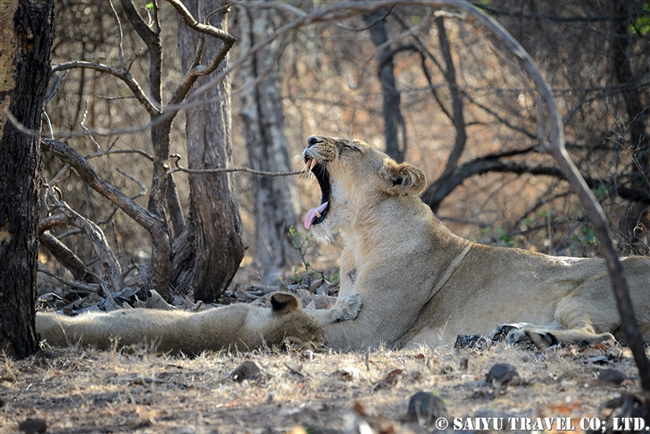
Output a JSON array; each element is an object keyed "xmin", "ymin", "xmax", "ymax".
[{"xmin": 310, "ymin": 159, "xmax": 318, "ymax": 170}]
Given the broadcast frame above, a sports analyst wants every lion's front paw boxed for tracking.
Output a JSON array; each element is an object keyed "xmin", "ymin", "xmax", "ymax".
[{"xmin": 334, "ymin": 293, "xmax": 362, "ymax": 322}]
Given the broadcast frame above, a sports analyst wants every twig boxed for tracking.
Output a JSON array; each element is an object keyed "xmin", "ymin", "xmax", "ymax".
[
  {"xmin": 85, "ymin": 148, "xmax": 154, "ymax": 162},
  {"xmin": 37, "ymin": 267, "xmax": 100, "ymax": 293},
  {"xmin": 349, "ymin": 10, "xmax": 435, "ymax": 90},
  {"xmin": 167, "ymin": 154, "xmax": 305, "ymax": 177},
  {"xmin": 337, "ymin": 6, "xmax": 394, "ymax": 31},
  {"xmin": 108, "ymin": 0, "xmax": 127, "ymax": 71},
  {"xmin": 169, "ymin": 166, "xmax": 305, "ymax": 177},
  {"xmin": 80, "ymin": 103, "xmax": 101, "ymax": 152},
  {"xmin": 52, "ymin": 61, "xmax": 160, "ymax": 115},
  {"xmin": 47, "ymin": 196, "xmax": 125, "ymax": 293},
  {"xmin": 39, "ymin": 232, "xmax": 102, "ymax": 284}
]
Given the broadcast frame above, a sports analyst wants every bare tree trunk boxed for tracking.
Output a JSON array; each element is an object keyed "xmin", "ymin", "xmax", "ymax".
[
  {"xmin": 120, "ymin": 0, "xmax": 173, "ymax": 300},
  {"xmin": 362, "ymin": 9, "xmax": 407, "ymax": 163},
  {"xmin": 239, "ymin": 4, "xmax": 299, "ymax": 283},
  {"xmin": 0, "ymin": 0, "xmax": 53, "ymax": 358},
  {"xmin": 172, "ymin": 0, "xmax": 244, "ymax": 302},
  {"xmin": 421, "ymin": 16, "xmax": 467, "ymax": 213}
]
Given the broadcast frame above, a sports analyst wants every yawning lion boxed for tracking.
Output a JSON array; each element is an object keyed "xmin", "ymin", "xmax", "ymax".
[{"xmin": 302, "ymin": 135, "xmax": 650, "ymax": 350}]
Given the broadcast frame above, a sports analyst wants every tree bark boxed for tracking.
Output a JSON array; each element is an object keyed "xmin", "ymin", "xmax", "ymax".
[
  {"xmin": 172, "ymin": 0, "xmax": 244, "ymax": 302},
  {"xmin": 119, "ymin": 0, "xmax": 173, "ymax": 300},
  {"xmin": 0, "ymin": 0, "xmax": 53, "ymax": 358},
  {"xmin": 239, "ymin": 4, "xmax": 299, "ymax": 282}
]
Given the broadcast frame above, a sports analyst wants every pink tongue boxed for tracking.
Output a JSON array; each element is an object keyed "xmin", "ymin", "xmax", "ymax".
[{"xmin": 304, "ymin": 202, "xmax": 329, "ymax": 230}]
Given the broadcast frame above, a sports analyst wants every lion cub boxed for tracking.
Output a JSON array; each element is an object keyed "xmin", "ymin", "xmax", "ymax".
[{"xmin": 36, "ymin": 293, "xmax": 324, "ymax": 354}]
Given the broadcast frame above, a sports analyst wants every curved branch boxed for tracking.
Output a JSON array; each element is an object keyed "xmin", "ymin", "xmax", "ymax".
[
  {"xmin": 455, "ymin": 1, "xmax": 650, "ymax": 389},
  {"xmin": 166, "ymin": 0, "xmax": 234, "ymax": 42},
  {"xmin": 424, "ymin": 154, "xmax": 649, "ymax": 211},
  {"xmin": 53, "ymin": 61, "xmax": 159, "ymax": 115},
  {"xmin": 169, "ymin": 166, "xmax": 305, "ymax": 177},
  {"xmin": 167, "ymin": 0, "xmax": 236, "ymax": 106},
  {"xmin": 41, "ymin": 139, "xmax": 169, "ymax": 246},
  {"xmin": 39, "ymin": 232, "xmax": 102, "ymax": 284}
]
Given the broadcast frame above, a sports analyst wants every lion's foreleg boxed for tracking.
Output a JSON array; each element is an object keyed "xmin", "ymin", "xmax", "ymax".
[{"xmin": 305, "ymin": 293, "xmax": 362, "ymax": 326}]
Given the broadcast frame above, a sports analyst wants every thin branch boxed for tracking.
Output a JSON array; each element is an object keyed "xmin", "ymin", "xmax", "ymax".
[
  {"xmin": 41, "ymin": 139, "xmax": 169, "ymax": 245},
  {"xmin": 170, "ymin": 167, "xmax": 305, "ymax": 177},
  {"xmin": 80, "ymin": 104, "xmax": 101, "ymax": 152},
  {"xmin": 47, "ymin": 197, "xmax": 124, "ymax": 292},
  {"xmin": 166, "ymin": 0, "xmax": 234, "ymax": 42},
  {"xmin": 53, "ymin": 61, "xmax": 160, "ymax": 115},
  {"xmin": 38, "ymin": 267, "xmax": 101, "ymax": 293},
  {"xmin": 167, "ymin": 0, "xmax": 236, "ymax": 106},
  {"xmin": 117, "ymin": 168, "xmax": 148, "ymax": 195},
  {"xmin": 119, "ymin": 0, "xmax": 158, "ymax": 51},
  {"xmin": 85, "ymin": 148, "xmax": 154, "ymax": 162},
  {"xmin": 348, "ymin": 10, "xmax": 435, "ymax": 90},
  {"xmin": 108, "ymin": 0, "xmax": 127, "ymax": 71},
  {"xmin": 168, "ymin": 154, "xmax": 305, "ymax": 177},
  {"xmin": 39, "ymin": 232, "xmax": 102, "ymax": 284},
  {"xmin": 38, "ymin": 214, "xmax": 70, "ymax": 233},
  {"xmin": 435, "ymin": 16, "xmax": 467, "ymax": 179},
  {"xmin": 337, "ymin": 6, "xmax": 394, "ymax": 31}
]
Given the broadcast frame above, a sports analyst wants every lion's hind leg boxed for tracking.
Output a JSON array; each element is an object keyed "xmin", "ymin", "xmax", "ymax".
[
  {"xmin": 491, "ymin": 323, "xmax": 614, "ymax": 349},
  {"xmin": 489, "ymin": 295, "xmax": 617, "ymax": 349}
]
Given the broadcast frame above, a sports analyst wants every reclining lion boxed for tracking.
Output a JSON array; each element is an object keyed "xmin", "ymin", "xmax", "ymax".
[
  {"xmin": 302, "ymin": 135, "xmax": 650, "ymax": 350},
  {"xmin": 37, "ymin": 292, "xmax": 349, "ymax": 354}
]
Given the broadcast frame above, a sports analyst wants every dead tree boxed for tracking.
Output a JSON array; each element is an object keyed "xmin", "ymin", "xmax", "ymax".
[
  {"xmin": 0, "ymin": 0, "xmax": 53, "ymax": 358},
  {"xmin": 44, "ymin": 0, "xmax": 238, "ymax": 302},
  {"xmin": 171, "ymin": 0, "xmax": 244, "ymax": 301}
]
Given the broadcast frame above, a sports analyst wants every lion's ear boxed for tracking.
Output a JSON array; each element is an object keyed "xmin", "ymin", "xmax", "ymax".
[
  {"xmin": 269, "ymin": 292, "xmax": 300, "ymax": 315},
  {"xmin": 379, "ymin": 160, "xmax": 426, "ymax": 195}
]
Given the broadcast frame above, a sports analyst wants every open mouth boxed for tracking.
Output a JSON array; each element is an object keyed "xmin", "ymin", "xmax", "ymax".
[{"xmin": 303, "ymin": 156, "xmax": 331, "ymax": 230}]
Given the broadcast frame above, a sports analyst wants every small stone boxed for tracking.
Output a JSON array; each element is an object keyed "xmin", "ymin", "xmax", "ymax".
[
  {"xmin": 18, "ymin": 418, "xmax": 47, "ymax": 434},
  {"xmin": 597, "ymin": 368, "xmax": 626, "ymax": 386},
  {"xmin": 405, "ymin": 391, "xmax": 447, "ymax": 426},
  {"xmin": 486, "ymin": 363, "xmax": 521, "ymax": 386},
  {"xmin": 231, "ymin": 361, "xmax": 261, "ymax": 382}
]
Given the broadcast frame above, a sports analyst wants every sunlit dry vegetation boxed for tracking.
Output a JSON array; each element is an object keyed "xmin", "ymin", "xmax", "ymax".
[
  {"xmin": 4, "ymin": 0, "xmax": 648, "ymax": 431},
  {"xmin": 0, "ymin": 343, "xmax": 642, "ymax": 433}
]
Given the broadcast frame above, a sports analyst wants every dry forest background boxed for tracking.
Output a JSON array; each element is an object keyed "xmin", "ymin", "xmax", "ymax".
[
  {"xmin": 2, "ymin": 0, "xmax": 650, "ymax": 432},
  {"xmin": 37, "ymin": 0, "xmax": 650, "ymax": 305}
]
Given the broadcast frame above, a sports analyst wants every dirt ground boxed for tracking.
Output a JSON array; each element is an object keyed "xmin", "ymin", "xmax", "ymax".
[{"xmin": 1, "ymin": 338, "xmax": 646, "ymax": 434}]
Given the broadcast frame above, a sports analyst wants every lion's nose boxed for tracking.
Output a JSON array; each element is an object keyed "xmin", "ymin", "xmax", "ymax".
[{"xmin": 307, "ymin": 136, "xmax": 321, "ymax": 148}]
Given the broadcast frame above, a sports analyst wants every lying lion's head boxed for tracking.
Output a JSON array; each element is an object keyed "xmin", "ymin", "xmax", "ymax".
[{"xmin": 303, "ymin": 136, "xmax": 426, "ymax": 242}]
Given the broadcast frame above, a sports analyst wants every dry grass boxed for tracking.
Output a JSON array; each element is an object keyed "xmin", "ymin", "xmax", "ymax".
[{"xmin": 0, "ymin": 341, "xmax": 645, "ymax": 433}]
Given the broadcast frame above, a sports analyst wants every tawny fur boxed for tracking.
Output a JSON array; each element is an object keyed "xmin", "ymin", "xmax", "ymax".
[
  {"xmin": 302, "ymin": 136, "xmax": 650, "ymax": 350},
  {"xmin": 37, "ymin": 293, "xmax": 324, "ymax": 354}
]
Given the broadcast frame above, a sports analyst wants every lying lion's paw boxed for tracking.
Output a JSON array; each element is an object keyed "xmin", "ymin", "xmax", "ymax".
[
  {"xmin": 505, "ymin": 328, "xmax": 558, "ymax": 349},
  {"xmin": 487, "ymin": 323, "xmax": 526, "ymax": 342},
  {"xmin": 334, "ymin": 293, "xmax": 362, "ymax": 322}
]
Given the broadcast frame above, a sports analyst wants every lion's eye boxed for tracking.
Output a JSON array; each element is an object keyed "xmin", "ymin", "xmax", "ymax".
[{"xmin": 343, "ymin": 145, "xmax": 359, "ymax": 151}]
